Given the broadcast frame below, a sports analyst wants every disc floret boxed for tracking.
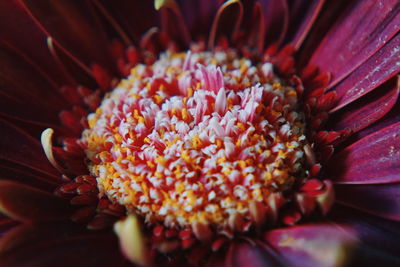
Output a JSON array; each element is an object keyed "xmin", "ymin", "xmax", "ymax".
[{"xmin": 81, "ymin": 49, "xmax": 309, "ymax": 233}]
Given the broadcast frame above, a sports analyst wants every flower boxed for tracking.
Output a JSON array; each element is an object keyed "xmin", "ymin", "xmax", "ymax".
[{"xmin": 0, "ymin": 0, "xmax": 399, "ymax": 266}]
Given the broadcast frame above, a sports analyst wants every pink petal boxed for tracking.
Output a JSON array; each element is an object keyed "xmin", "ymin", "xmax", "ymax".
[
  {"xmin": 327, "ymin": 122, "xmax": 400, "ymax": 184},
  {"xmin": 286, "ymin": 0, "xmax": 325, "ymax": 49},
  {"xmin": 331, "ymin": 34, "xmax": 400, "ymax": 112},
  {"xmin": 20, "ymin": 0, "xmax": 116, "ymax": 73},
  {"xmin": 225, "ymin": 241, "xmax": 284, "ymax": 267},
  {"xmin": 335, "ymin": 183, "xmax": 400, "ymax": 222},
  {"xmin": 329, "ymin": 77, "xmax": 399, "ymax": 134},
  {"xmin": 0, "ymin": 181, "xmax": 72, "ymax": 222},
  {"xmin": 0, "ymin": 119, "xmax": 59, "ymax": 178},
  {"xmin": 265, "ymin": 224, "xmax": 357, "ymax": 267},
  {"xmin": 259, "ymin": 0, "xmax": 289, "ymax": 46},
  {"xmin": 308, "ymin": 0, "xmax": 400, "ymax": 88}
]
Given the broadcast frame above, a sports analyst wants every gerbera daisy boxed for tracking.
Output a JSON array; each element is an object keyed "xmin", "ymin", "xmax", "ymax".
[{"xmin": 0, "ymin": 0, "xmax": 399, "ymax": 266}]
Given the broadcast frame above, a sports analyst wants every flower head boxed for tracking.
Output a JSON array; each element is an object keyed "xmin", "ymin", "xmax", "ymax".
[{"xmin": 0, "ymin": 0, "xmax": 399, "ymax": 266}]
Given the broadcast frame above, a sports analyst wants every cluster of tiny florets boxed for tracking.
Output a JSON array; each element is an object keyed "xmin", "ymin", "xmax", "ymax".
[{"xmin": 81, "ymin": 49, "xmax": 308, "ymax": 230}]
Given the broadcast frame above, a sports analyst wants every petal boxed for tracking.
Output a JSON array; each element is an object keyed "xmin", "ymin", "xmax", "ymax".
[
  {"xmin": 94, "ymin": 0, "xmax": 157, "ymax": 44},
  {"xmin": 0, "ymin": 119, "xmax": 59, "ymax": 177},
  {"xmin": 259, "ymin": 0, "xmax": 289, "ymax": 46},
  {"xmin": 329, "ymin": 205, "xmax": 400, "ymax": 261},
  {"xmin": 329, "ymin": 77, "xmax": 399, "ymax": 134},
  {"xmin": 225, "ymin": 241, "xmax": 285, "ymax": 267},
  {"xmin": 177, "ymin": 0, "xmax": 222, "ymax": 38},
  {"xmin": 335, "ymin": 183, "xmax": 400, "ymax": 222},
  {"xmin": 331, "ymin": 34, "xmax": 400, "ymax": 112},
  {"xmin": 208, "ymin": 0, "xmax": 243, "ymax": 49},
  {"xmin": 0, "ymin": 225, "xmax": 124, "ymax": 267},
  {"xmin": 20, "ymin": 0, "xmax": 116, "ymax": 73},
  {"xmin": 265, "ymin": 224, "xmax": 357, "ymax": 267},
  {"xmin": 308, "ymin": 0, "xmax": 400, "ymax": 88},
  {"xmin": 286, "ymin": 0, "xmax": 325, "ymax": 49},
  {"xmin": 0, "ymin": 181, "xmax": 72, "ymax": 222},
  {"xmin": 327, "ymin": 122, "xmax": 400, "ymax": 184},
  {"xmin": 0, "ymin": 0, "xmax": 67, "ymax": 86}
]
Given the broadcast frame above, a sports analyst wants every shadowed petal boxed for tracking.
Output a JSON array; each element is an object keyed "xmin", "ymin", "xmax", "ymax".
[
  {"xmin": 329, "ymin": 77, "xmax": 399, "ymax": 134},
  {"xmin": 225, "ymin": 241, "xmax": 286, "ymax": 267},
  {"xmin": 309, "ymin": 0, "xmax": 400, "ymax": 88},
  {"xmin": 159, "ymin": 2, "xmax": 191, "ymax": 47},
  {"xmin": 0, "ymin": 226, "xmax": 125, "ymax": 267},
  {"xmin": 336, "ymin": 184, "xmax": 400, "ymax": 222},
  {"xmin": 329, "ymin": 205, "xmax": 400, "ymax": 262},
  {"xmin": 286, "ymin": 0, "xmax": 325, "ymax": 49},
  {"xmin": 177, "ymin": 0, "xmax": 222, "ymax": 38},
  {"xmin": 259, "ymin": 0, "xmax": 289, "ymax": 46},
  {"xmin": 331, "ymin": 34, "xmax": 400, "ymax": 112},
  {"xmin": 327, "ymin": 122, "xmax": 400, "ymax": 184},
  {"xmin": 265, "ymin": 224, "xmax": 357, "ymax": 267},
  {"xmin": 20, "ymin": 0, "xmax": 116, "ymax": 73},
  {"xmin": 0, "ymin": 0, "xmax": 68, "ymax": 86},
  {"xmin": 95, "ymin": 0, "xmax": 158, "ymax": 44},
  {"xmin": 0, "ymin": 119, "xmax": 59, "ymax": 177},
  {"xmin": 0, "ymin": 181, "xmax": 72, "ymax": 222},
  {"xmin": 208, "ymin": 0, "xmax": 243, "ymax": 49}
]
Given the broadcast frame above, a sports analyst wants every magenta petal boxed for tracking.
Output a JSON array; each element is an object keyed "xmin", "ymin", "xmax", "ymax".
[
  {"xmin": 0, "ymin": 119, "xmax": 59, "ymax": 177},
  {"xmin": 20, "ymin": 0, "xmax": 115, "ymax": 73},
  {"xmin": 225, "ymin": 241, "xmax": 285, "ymax": 267},
  {"xmin": 327, "ymin": 122, "xmax": 400, "ymax": 184},
  {"xmin": 259, "ymin": 0, "xmax": 289, "ymax": 46},
  {"xmin": 0, "ymin": 181, "xmax": 72, "ymax": 222},
  {"xmin": 331, "ymin": 34, "xmax": 400, "ymax": 112},
  {"xmin": 265, "ymin": 224, "xmax": 357, "ymax": 267},
  {"xmin": 286, "ymin": 0, "xmax": 325, "ymax": 49},
  {"xmin": 335, "ymin": 183, "xmax": 400, "ymax": 222},
  {"xmin": 329, "ymin": 77, "xmax": 399, "ymax": 134},
  {"xmin": 309, "ymin": 0, "xmax": 400, "ymax": 88}
]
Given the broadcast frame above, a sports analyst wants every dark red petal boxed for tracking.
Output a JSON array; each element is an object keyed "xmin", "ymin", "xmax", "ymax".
[
  {"xmin": 0, "ymin": 0, "xmax": 69, "ymax": 86},
  {"xmin": 329, "ymin": 77, "xmax": 399, "ymax": 134},
  {"xmin": 160, "ymin": 2, "xmax": 191, "ymax": 47},
  {"xmin": 20, "ymin": 0, "xmax": 116, "ymax": 73},
  {"xmin": 0, "ymin": 160, "xmax": 60, "ymax": 192},
  {"xmin": 225, "ymin": 241, "xmax": 285, "ymax": 267},
  {"xmin": 331, "ymin": 34, "xmax": 400, "ymax": 112},
  {"xmin": 0, "ymin": 45, "xmax": 68, "ymax": 122},
  {"xmin": 0, "ymin": 181, "xmax": 72, "ymax": 222},
  {"xmin": 259, "ymin": 0, "xmax": 289, "ymax": 46},
  {"xmin": 286, "ymin": 0, "xmax": 325, "ymax": 49},
  {"xmin": 0, "ymin": 119, "xmax": 60, "ymax": 178},
  {"xmin": 95, "ymin": 0, "xmax": 157, "ymax": 44},
  {"xmin": 308, "ymin": 0, "xmax": 400, "ymax": 88},
  {"xmin": 0, "ymin": 226, "xmax": 124, "ymax": 267},
  {"xmin": 177, "ymin": 0, "xmax": 222, "ymax": 38},
  {"xmin": 336, "ymin": 183, "xmax": 400, "ymax": 222},
  {"xmin": 327, "ymin": 122, "xmax": 400, "ymax": 184},
  {"xmin": 208, "ymin": 0, "xmax": 243, "ymax": 49},
  {"xmin": 265, "ymin": 224, "xmax": 357, "ymax": 267}
]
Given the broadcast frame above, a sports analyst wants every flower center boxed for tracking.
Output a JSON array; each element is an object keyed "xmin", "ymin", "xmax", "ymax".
[{"xmin": 81, "ymin": 48, "xmax": 309, "ymax": 232}]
